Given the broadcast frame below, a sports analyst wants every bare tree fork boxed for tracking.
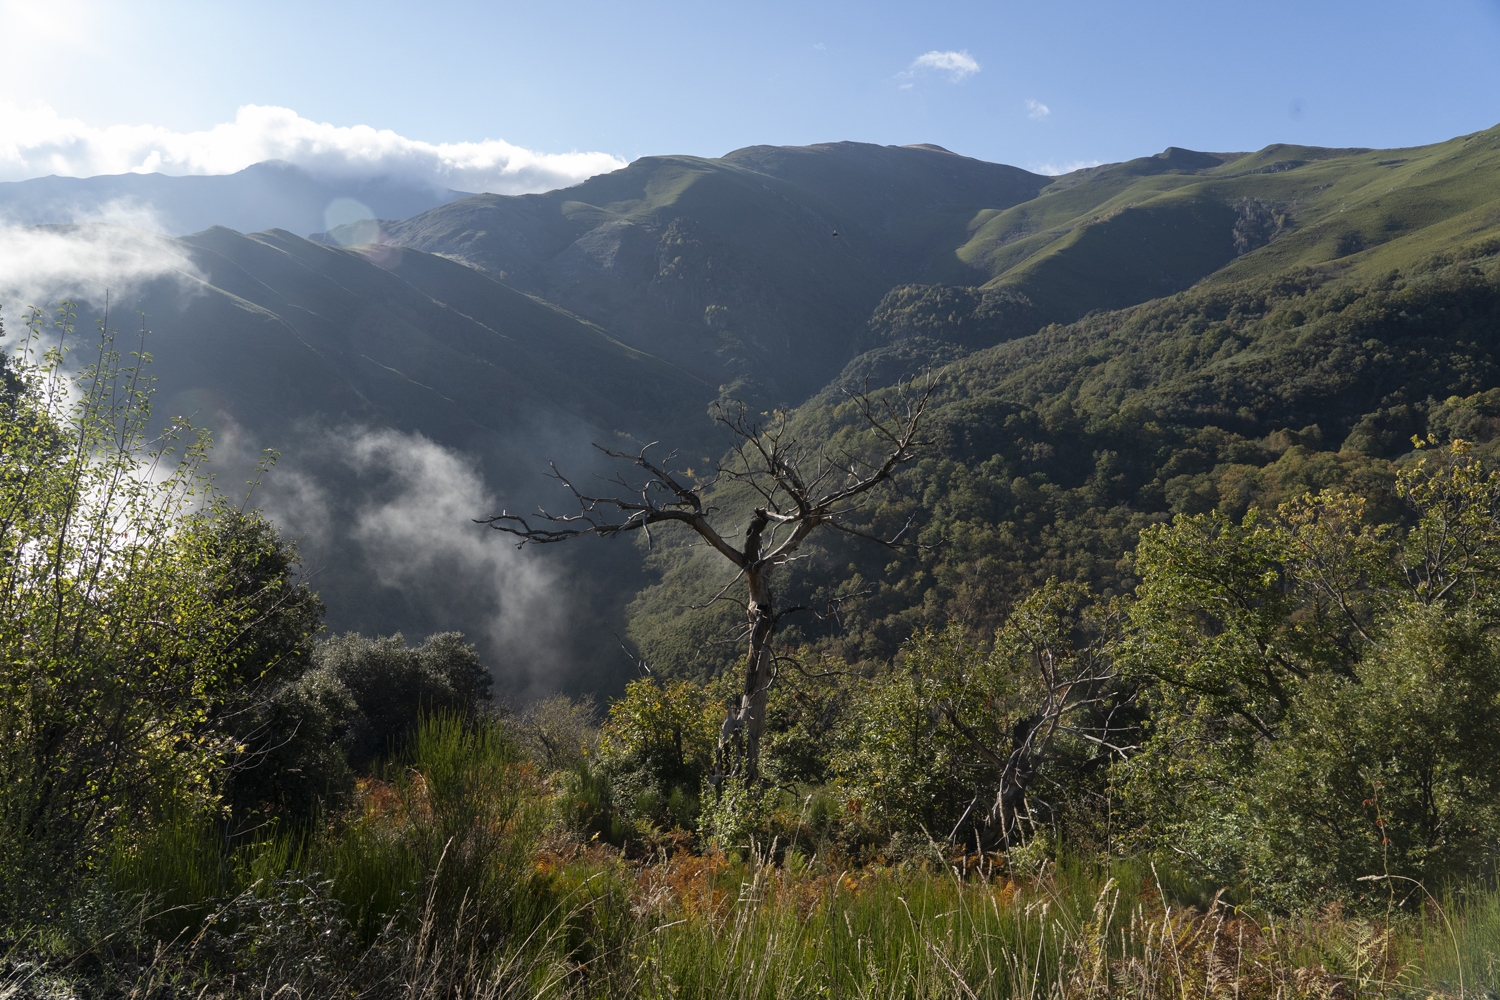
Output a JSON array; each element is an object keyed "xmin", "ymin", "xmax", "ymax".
[
  {"xmin": 938, "ymin": 588, "xmax": 1127, "ymax": 852},
  {"xmin": 478, "ymin": 376, "xmax": 938, "ymax": 782}
]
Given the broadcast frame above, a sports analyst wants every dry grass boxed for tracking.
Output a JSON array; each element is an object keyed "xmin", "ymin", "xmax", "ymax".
[{"xmin": 4, "ymin": 842, "xmax": 1489, "ymax": 999}]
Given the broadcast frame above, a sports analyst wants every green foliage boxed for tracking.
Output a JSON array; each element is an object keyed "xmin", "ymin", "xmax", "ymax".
[
  {"xmin": 1119, "ymin": 444, "xmax": 1500, "ymax": 905},
  {"xmin": 756, "ymin": 660, "xmax": 851, "ymax": 788},
  {"xmin": 213, "ymin": 628, "xmax": 500, "ymax": 833},
  {"xmin": 228, "ymin": 665, "xmax": 359, "ymax": 828},
  {"xmin": 311, "ymin": 630, "xmax": 494, "ymax": 770},
  {"xmin": 189, "ymin": 508, "xmax": 326, "ymax": 693},
  {"xmin": 557, "ymin": 760, "xmax": 631, "ymax": 844},
  {"xmin": 834, "ymin": 584, "xmax": 1123, "ymax": 851},
  {"xmin": 597, "ymin": 677, "xmax": 720, "ymax": 831},
  {"xmin": 832, "ymin": 625, "xmax": 994, "ymax": 839},
  {"xmin": 698, "ymin": 773, "xmax": 780, "ymax": 850},
  {"xmin": 1247, "ymin": 604, "xmax": 1500, "ymax": 904},
  {"xmin": 631, "ymin": 259, "xmax": 1500, "ymax": 680},
  {"xmin": 188, "ymin": 509, "xmax": 333, "ymax": 831},
  {"xmin": 0, "ymin": 306, "xmax": 234, "ymax": 917},
  {"xmin": 0, "ymin": 304, "xmax": 509, "ymax": 936},
  {"xmin": 867, "ymin": 284, "xmax": 1041, "ymax": 351},
  {"xmin": 516, "ymin": 694, "xmax": 600, "ymax": 775}
]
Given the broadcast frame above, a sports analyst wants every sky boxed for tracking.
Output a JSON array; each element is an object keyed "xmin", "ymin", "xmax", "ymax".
[{"xmin": 2, "ymin": 0, "xmax": 1500, "ymax": 192}]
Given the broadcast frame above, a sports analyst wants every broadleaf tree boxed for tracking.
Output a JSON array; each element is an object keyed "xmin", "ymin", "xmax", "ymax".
[{"xmin": 0, "ymin": 305, "xmax": 236, "ymax": 912}]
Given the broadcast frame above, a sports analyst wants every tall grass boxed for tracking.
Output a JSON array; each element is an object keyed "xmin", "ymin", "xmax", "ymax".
[
  {"xmin": 624, "ymin": 853, "xmax": 1102, "ymax": 999},
  {"xmin": 609, "ymin": 851, "xmax": 1495, "ymax": 1000},
  {"xmin": 16, "ymin": 715, "xmax": 1500, "ymax": 998}
]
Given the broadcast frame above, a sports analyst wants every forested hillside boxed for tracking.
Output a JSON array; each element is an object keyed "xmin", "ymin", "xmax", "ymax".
[{"xmin": 627, "ymin": 253, "xmax": 1500, "ymax": 678}]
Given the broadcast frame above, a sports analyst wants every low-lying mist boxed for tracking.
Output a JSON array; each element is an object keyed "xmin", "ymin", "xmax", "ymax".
[
  {"xmin": 0, "ymin": 220, "xmax": 687, "ymax": 706},
  {"xmin": 0, "ymin": 216, "xmax": 205, "ymax": 314},
  {"xmin": 221, "ymin": 419, "xmax": 655, "ymax": 706}
]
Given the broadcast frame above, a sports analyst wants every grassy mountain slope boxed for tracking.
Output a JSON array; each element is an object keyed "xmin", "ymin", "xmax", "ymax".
[
  {"xmin": 353, "ymin": 128, "xmax": 1500, "ymax": 415},
  {"xmin": 343, "ymin": 142, "xmax": 1049, "ymax": 406},
  {"xmin": 961, "ymin": 126, "xmax": 1500, "ymax": 320}
]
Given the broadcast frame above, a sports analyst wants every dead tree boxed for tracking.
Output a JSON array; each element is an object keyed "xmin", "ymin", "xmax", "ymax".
[{"xmin": 479, "ymin": 379, "xmax": 935, "ymax": 782}]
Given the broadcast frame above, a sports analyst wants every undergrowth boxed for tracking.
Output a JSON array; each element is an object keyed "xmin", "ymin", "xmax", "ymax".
[{"xmin": 1, "ymin": 715, "xmax": 1494, "ymax": 999}]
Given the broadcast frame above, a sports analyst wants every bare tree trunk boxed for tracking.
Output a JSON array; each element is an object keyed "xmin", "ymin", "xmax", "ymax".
[
  {"xmin": 481, "ymin": 381, "xmax": 937, "ymax": 787},
  {"xmin": 737, "ymin": 565, "xmax": 776, "ymax": 782}
]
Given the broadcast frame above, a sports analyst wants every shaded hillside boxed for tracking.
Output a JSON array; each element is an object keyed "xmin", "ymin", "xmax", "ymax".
[
  {"xmin": 160, "ymin": 227, "xmax": 711, "ymax": 452},
  {"xmin": 2, "ymin": 224, "xmax": 715, "ymax": 697},
  {"xmin": 346, "ymin": 129, "xmax": 1500, "ymax": 414},
  {"xmin": 333, "ymin": 142, "xmax": 1049, "ymax": 406}
]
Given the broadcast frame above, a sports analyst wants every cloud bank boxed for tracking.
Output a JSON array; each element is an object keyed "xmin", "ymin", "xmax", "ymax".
[
  {"xmin": 250, "ymin": 424, "xmax": 575, "ymax": 702},
  {"xmin": 0, "ymin": 102, "xmax": 627, "ymax": 195},
  {"xmin": 908, "ymin": 50, "xmax": 981, "ymax": 82},
  {"xmin": 0, "ymin": 213, "xmax": 204, "ymax": 312}
]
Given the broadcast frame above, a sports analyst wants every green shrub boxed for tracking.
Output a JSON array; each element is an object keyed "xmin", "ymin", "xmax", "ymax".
[
  {"xmin": 598, "ymin": 678, "xmax": 719, "ymax": 832},
  {"xmin": 313, "ymin": 631, "xmax": 494, "ymax": 770},
  {"xmin": 0, "ymin": 308, "xmax": 236, "ymax": 919}
]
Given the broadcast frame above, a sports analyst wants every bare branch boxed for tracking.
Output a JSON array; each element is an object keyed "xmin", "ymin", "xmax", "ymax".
[{"xmin": 477, "ymin": 372, "xmax": 940, "ymax": 783}]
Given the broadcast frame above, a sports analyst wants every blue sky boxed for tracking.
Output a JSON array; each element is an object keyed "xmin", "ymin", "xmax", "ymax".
[{"xmin": 3, "ymin": 0, "xmax": 1500, "ymax": 186}]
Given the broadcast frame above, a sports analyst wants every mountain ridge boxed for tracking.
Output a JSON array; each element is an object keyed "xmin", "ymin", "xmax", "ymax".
[
  {"xmin": 0, "ymin": 161, "xmax": 468, "ymax": 237},
  {"xmin": 336, "ymin": 127, "xmax": 1500, "ymax": 412}
]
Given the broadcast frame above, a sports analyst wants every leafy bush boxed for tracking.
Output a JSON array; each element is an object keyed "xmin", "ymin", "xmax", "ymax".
[
  {"xmin": 516, "ymin": 694, "xmax": 600, "ymax": 774},
  {"xmin": 1119, "ymin": 443, "xmax": 1500, "ymax": 905},
  {"xmin": 0, "ymin": 308, "xmax": 239, "ymax": 918},
  {"xmin": 597, "ymin": 678, "xmax": 720, "ymax": 832},
  {"xmin": 311, "ymin": 630, "xmax": 494, "ymax": 770}
]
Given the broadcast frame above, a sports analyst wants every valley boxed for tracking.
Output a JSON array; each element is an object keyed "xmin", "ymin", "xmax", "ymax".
[{"xmin": 14, "ymin": 124, "xmax": 1498, "ymax": 697}]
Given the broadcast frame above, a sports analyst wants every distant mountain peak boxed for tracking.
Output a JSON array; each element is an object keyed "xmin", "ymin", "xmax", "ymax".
[{"xmin": 1153, "ymin": 147, "xmax": 1241, "ymax": 170}]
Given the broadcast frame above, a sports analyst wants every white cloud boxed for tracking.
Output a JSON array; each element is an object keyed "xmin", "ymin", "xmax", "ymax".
[
  {"xmin": 1030, "ymin": 159, "xmax": 1105, "ymax": 177},
  {"xmin": 342, "ymin": 430, "xmax": 563, "ymax": 663},
  {"xmin": 1026, "ymin": 99, "xmax": 1051, "ymax": 121},
  {"xmin": 252, "ymin": 424, "xmax": 574, "ymax": 699},
  {"xmin": 907, "ymin": 49, "xmax": 980, "ymax": 82},
  {"xmin": 0, "ymin": 214, "xmax": 205, "ymax": 311},
  {"xmin": 0, "ymin": 102, "xmax": 627, "ymax": 195}
]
